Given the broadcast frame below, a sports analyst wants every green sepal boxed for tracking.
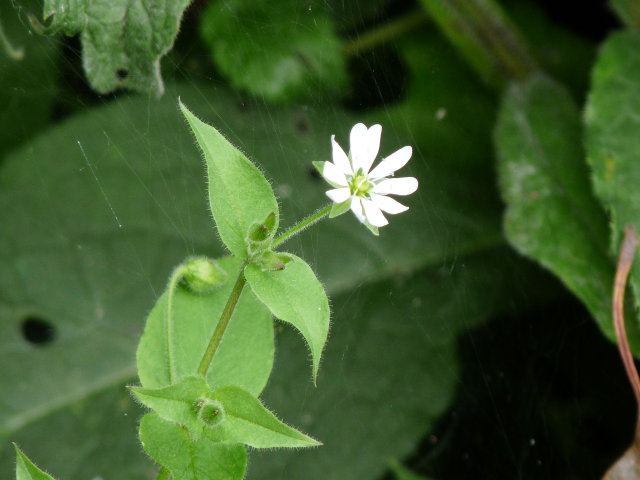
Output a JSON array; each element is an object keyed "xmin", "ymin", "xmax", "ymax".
[
  {"xmin": 329, "ymin": 200, "xmax": 351, "ymax": 218},
  {"xmin": 251, "ymin": 250, "xmax": 293, "ymax": 272},
  {"xmin": 204, "ymin": 385, "xmax": 321, "ymax": 448},
  {"xmin": 129, "ymin": 375, "xmax": 210, "ymax": 437},
  {"xmin": 179, "ymin": 100, "xmax": 280, "ymax": 258},
  {"xmin": 246, "ymin": 211, "xmax": 278, "ymax": 255},
  {"xmin": 139, "ymin": 412, "xmax": 247, "ymax": 480},
  {"xmin": 364, "ymin": 221, "xmax": 380, "ymax": 236},
  {"xmin": 244, "ymin": 254, "xmax": 330, "ymax": 383},
  {"xmin": 14, "ymin": 444, "xmax": 56, "ymax": 480}
]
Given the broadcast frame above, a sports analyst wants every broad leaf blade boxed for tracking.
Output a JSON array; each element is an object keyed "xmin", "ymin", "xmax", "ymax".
[
  {"xmin": 0, "ymin": 66, "xmax": 524, "ymax": 478},
  {"xmin": 495, "ymin": 74, "xmax": 622, "ymax": 345},
  {"xmin": 41, "ymin": 0, "xmax": 190, "ymax": 95},
  {"xmin": 15, "ymin": 445, "xmax": 56, "ymax": 480},
  {"xmin": 0, "ymin": 0, "xmax": 60, "ymax": 156},
  {"xmin": 130, "ymin": 375, "xmax": 209, "ymax": 433},
  {"xmin": 245, "ymin": 255, "xmax": 329, "ymax": 382},
  {"xmin": 136, "ymin": 257, "xmax": 274, "ymax": 395},
  {"xmin": 180, "ymin": 101, "xmax": 280, "ymax": 258},
  {"xmin": 139, "ymin": 412, "xmax": 246, "ymax": 480},
  {"xmin": 205, "ymin": 385, "xmax": 320, "ymax": 448},
  {"xmin": 585, "ymin": 32, "xmax": 640, "ymax": 319},
  {"xmin": 199, "ymin": 0, "xmax": 346, "ymax": 103}
]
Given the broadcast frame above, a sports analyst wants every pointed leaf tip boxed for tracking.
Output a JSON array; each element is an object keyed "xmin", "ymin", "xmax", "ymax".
[
  {"xmin": 244, "ymin": 254, "xmax": 330, "ymax": 383},
  {"xmin": 179, "ymin": 101, "xmax": 280, "ymax": 258},
  {"xmin": 14, "ymin": 444, "xmax": 57, "ymax": 480},
  {"xmin": 204, "ymin": 385, "xmax": 321, "ymax": 448}
]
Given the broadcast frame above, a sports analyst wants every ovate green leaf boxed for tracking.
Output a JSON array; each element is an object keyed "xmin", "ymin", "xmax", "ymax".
[
  {"xmin": 204, "ymin": 385, "xmax": 320, "ymax": 448},
  {"xmin": 199, "ymin": 0, "xmax": 346, "ymax": 103},
  {"xmin": 1, "ymin": 0, "xmax": 59, "ymax": 156},
  {"xmin": 136, "ymin": 257, "xmax": 274, "ymax": 395},
  {"xmin": 245, "ymin": 255, "xmax": 329, "ymax": 382},
  {"xmin": 180, "ymin": 101, "xmax": 280, "ymax": 258},
  {"xmin": 40, "ymin": 0, "xmax": 190, "ymax": 95},
  {"xmin": 130, "ymin": 375, "xmax": 209, "ymax": 434},
  {"xmin": 139, "ymin": 413, "xmax": 246, "ymax": 480},
  {"xmin": 495, "ymin": 74, "xmax": 624, "ymax": 346},
  {"xmin": 585, "ymin": 31, "xmax": 640, "ymax": 333},
  {"xmin": 14, "ymin": 445, "xmax": 56, "ymax": 480}
]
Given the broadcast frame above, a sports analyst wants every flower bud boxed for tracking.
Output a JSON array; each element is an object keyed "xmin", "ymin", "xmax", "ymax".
[
  {"xmin": 181, "ymin": 257, "xmax": 227, "ymax": 294},
  {"xmin": 195, "ymin": 398, "xmax": 225, "ymax": 427}
]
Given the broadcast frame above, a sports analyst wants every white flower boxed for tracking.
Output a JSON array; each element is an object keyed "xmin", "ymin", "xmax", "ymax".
[{"xmin": 314, "ymin": 123, "xmax": 418, "ymax": 235}]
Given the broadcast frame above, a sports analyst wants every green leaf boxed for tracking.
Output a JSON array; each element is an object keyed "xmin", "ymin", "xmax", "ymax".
[
  {"xmin": 130, "ymin": 375, "xmax": 209, "ymax": 434},
  {"xmin": 1, "ymin": 0, "xmax": 60, "ymax": 156},
  {"xmin": 245, "ymin": 254, "xmax": 329, "ymax": 382},
  {"xmin": 139, "ymin": 412, "xmax": 247, "ymax": 480},
  {"xmin": 180, "ymin": 101, "xmax": 280, "ymax": 258},
  {"xmin": 495, "ymin": 74, "xmax": 626, "ymax": 346},
  {"xmin": 199, "ymin": 0, "xmax": 346, "ymax": 103},
  {"xmin": 137, "ymin": 257, "xmax": 274, "ymax": 395},
  {"xmin": 204, "ymin": 385, "xmax": 320, "ymax": 448},
  {"xmin": 14, "ymin": 445, "xmax": 56, "ymax": 480},
  {"xmin": 585, "ymin": 31, "xmax": 640, "ymax": 333},
  {"xmin": 39, "ymin": 0, "xmax": 190, "ymax": 95}
]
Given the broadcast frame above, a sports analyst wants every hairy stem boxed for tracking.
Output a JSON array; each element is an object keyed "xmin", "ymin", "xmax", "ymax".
[
  {"xmin": 196, "ymin": 267, "xmax": 247, "ymax": 377},
  {"xmin": 613, "ymin": 225, "xmax": 640, "ymax": 408},
  {"xmin": 271, "ymin": 204, "xmax": 332, "ymax": 249},
  {"xmin": 343, "ymin": 10, "xmax": 428, "ymax": 56}
]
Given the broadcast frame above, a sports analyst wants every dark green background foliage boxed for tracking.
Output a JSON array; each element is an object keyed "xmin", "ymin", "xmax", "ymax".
[{"xmin": 1, "ymin": 0, "xmax": 639, "ymax": 479}]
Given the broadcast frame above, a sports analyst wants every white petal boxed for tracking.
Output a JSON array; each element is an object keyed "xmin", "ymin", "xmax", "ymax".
[
  {"xmin": 369, "ymin": 146, "xmax": 413, "ymax": 180},
  {"xmin": 370, "ymin": 193, "xmax": 409, "ymax": 214},
  {"xmin": 350, "ymin": 196, "xmax": 366, "ymax": 223},
  {"xmin": 320, "ymin": 161, "xmax": 348, "ymax": 187},
  {"xmin": 349, "ymin": 123, "xmax": 368, "ymax": 172},
  {"xmin": 331, "ymin": 135, "xmax": 353, "ymax": 175},
  {"xmin": 325, "ymin": 187, "xmax": 351, "ymax": 204},
  {"xmin": 362, "ymin": 198, "xmax": 389, "ymax": 227},
  {"xmin": 373, "ymin": 177, "xmax": 418, "ymax": 196},
  {"xmin": 360, "ymin": 124, "xmax": 382, "ymax": 174}
]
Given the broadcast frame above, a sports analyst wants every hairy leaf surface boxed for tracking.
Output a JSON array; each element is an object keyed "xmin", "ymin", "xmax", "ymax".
[{"xmin": 41, "ymin": 0, "xmax": 190, "ymax": 95}]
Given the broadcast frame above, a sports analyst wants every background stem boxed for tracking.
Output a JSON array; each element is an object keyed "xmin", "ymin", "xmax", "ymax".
[
  {"xmin": 613, "ymin": 225, "xmax": 640, "ymax": 407},
  {"xmin": 419, "ymin": 0, "xmax": 536, "ymax": 87}
]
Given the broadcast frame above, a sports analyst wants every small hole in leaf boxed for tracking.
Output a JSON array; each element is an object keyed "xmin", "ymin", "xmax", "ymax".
[
  {"xmin": 21, "ymin": 317, "xmax": 56, "ymax": 346},
  {"xmin": 116, "ymin": 68, "xmax": 129, "ymax": 81},
  {"xmin": 307, "ymin": 165, "xmax": 322, "ymax": 182}
]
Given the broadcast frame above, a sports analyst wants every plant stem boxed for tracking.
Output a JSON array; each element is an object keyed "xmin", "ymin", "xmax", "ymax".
[
  {"xmin": 166, "ymin": 265, "xmax": 188, "ymax": 383},
  {"xmin": 196, "ymin": 267, "xmax": 247, "ymax": 377},
  {"xmin": 420, "ymin": 0, "xmax": 536, "ymax": 87},
  {"xmin": 157, "ymin": 467, "xmax": 170, "ymax": 480},
  {"xmin": 613, "ymin": 225, "xmax": 640, "ymax": 407},
  {"xmin": 271, "ymin": 204, "xmax": 332, "ymax": 249},
  {"xmin": 343, "ymin": 10, "xmax": 428, "ymax": 56}
]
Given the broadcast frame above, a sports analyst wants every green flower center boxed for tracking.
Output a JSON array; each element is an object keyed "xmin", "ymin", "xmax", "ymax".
[{"xmin": 348, "ymin": 171, "xmax": 373, "ymax": 197}]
